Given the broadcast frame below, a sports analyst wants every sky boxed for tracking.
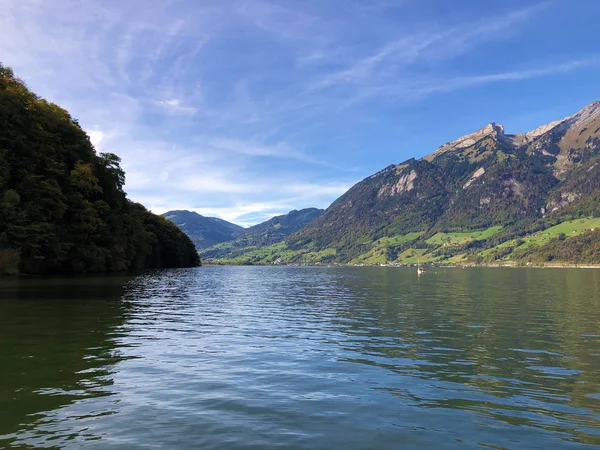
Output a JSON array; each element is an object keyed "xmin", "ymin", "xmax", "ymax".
[{"xmin": 1, "ymin": 0, "xmax": 599, "ymax": 226}]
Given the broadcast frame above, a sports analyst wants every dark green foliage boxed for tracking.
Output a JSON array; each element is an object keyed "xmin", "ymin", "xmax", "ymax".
[
  {"xmin": 437, "ymin": 152, "xmax": 558, "ymax": 230},
  {"xmin": 0, "ymin": 64, "xmax": 199, "ymax": 274},
  {"xmin": 141, "ymin": 207, "xmax": 201, "ymax": 269},
  {"xmin": 512, "ymin": 231, "xmax": 600, "ymax": 265}
]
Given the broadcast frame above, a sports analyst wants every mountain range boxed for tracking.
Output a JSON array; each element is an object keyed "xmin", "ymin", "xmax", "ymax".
[
  {"xmin": 163, "ymin": 208, "xmax": 324, "ymax": 256},
  {"xmin": 203, "ymin": 101, "xmax": 600, "ymax": 266},
  {"xmin": 162, "ymin": 210, "xmax": 244, "ymax": 250}
]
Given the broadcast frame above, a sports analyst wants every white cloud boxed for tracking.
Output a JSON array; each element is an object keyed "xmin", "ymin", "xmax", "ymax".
[
  {"xmin": 193, "ymin": 201, "xmax": 293, "ymax": 223},
  {"xmin": 155, "ymin": 98, "xmax": 198, "ymax": 115},
  {"xmin": 88, "ymin": 130, "xmax": 105, "ymax": 149},
  {"xmin": 178, "ymin": 175, "xmax": 252, "ymax": 194}
]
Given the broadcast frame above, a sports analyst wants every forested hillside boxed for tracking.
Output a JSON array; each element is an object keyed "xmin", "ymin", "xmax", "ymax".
[{"xmin": 0, "ymin": 64, "xmax": 199, "ymax": 275}]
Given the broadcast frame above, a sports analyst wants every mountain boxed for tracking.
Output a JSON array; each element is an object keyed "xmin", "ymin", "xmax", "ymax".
[
  {"xmin": 0, "ymin": 64, "xmax": 199, "ymax": 275},
  {"xmin": 238, "ymin": 208, "xmax": 324, "ymax": 246},
  {"xmin": 202, "ymin": 208, "xmax": 324, "ymax": 261},
  {"xmin": 162, "ymin": 210, "xmax": 244, "ymax": 250},
  {"xmin": 213, "ymin": 101, "xmax": 600, "ymax": 266}
]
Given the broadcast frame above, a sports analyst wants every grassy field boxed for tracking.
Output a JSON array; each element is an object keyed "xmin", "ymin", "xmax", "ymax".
[
  {"xmin": 208, "ymin": 218, "xmax": 600, "ymax": 266},
  {"xmin": 211, "ymin": 242, "xmax": 338, "ymax": 265},
  {"xmin": 396, "ymin": 248, "xmax": 431, "ymax": 264},
  {"xmin": 525, "ymin": 217, "xmax": 600, "ymax": 242},
  {"xmin": 477, "ymin": 217, "xmax": 600, "ymax": 261},
  {"xmin": 351, "ymin": 232, "xmax": 422, "ymax": 264},
  {"xmin": 425, "ymin": 226, "xmax": 503, "ymax": 245}
]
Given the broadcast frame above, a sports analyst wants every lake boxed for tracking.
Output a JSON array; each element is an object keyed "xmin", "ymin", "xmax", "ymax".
[{"xmin": 1, "ymin": 266, "xmax": 599, "ymax": 449}]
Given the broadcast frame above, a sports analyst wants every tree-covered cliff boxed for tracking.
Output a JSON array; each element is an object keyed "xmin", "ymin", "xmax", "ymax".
[{"xmin": 0, "ymin": 64, "xmax": 199, "ymax": 275}]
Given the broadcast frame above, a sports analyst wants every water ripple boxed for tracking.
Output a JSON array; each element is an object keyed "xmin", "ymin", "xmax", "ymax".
[{"xmin": 1, "ymin": 267, "xmax": 600, "ymax": 448}]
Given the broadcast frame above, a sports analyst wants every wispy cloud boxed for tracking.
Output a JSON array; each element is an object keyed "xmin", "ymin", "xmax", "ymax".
[
  {"xmin": 136, "ymin": 178, "xmax": 350, "ymax": 225},
  {"xmin": 210, "ymin": 138, "xmax": 294, "ymax": 158},
  {"xmin": 306, "ymin": 2, "xmax": 551, "ymax": 94},
  {"xmin": 155, "ymin": 99, "xmax": 198, "ymax": 115},
  {"xmin": 414, "ymin": 57, "xmax": 600, "ymax": 96},
  {"xmin": 329, "ymin": 56, "xmax": 600, "ymax": 107},
  {"xmin": 2, "ymin": 0, "xmax": 599, "ymax": 225},
  {"xmin": 234, "ymin": 0, "xmax": 320, "ymax": 40},
  {"xmin": 193, "ymin": 202, "xmax": 295, "ymax": 226}
]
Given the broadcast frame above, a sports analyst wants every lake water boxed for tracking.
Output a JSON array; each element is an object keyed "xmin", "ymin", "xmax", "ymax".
[{"xmin": 1, "ymin": 267, "xmax": 600, "ymax": 449}]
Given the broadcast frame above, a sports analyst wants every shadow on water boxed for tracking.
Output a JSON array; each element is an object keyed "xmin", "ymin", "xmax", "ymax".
[{"xmin": 0, "ymin": 275, "xmax": 133, "ymax": 448}]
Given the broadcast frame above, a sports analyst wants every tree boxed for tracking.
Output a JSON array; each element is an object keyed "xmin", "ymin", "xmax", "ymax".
[{"xmin": 0, "ymin": 63, "xmax": 199, "ymax": 275}]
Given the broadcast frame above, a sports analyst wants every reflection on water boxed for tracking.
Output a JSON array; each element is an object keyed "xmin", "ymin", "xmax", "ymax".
[
  {"xmin": 0, "ymin": 276, "xmax": 131, "ymax": 447},
  {"xmin": 1, "ymin": 267, "xmax": 599, "ymax": 449}
]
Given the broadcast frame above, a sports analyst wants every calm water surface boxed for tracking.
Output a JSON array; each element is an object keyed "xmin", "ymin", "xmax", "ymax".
[{"xmin": 1, "ymin": 267, "xmax": 600, "ymax": 449}]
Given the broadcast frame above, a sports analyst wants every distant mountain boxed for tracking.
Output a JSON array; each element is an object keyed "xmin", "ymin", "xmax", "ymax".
[
  {"xmin": 202, "ymin": 208, "xmax": 324, "ymax": 260},
  {"xmin": 239, "ymin": 208, "xmax": 324, "ymax": 246},
  {"xmin": 162, "ymin": 210, "xmax": 244, "ymax": 250},
  {"xmin": 212, "ymin": 101, "xmax": 600, "ymax": 266}
]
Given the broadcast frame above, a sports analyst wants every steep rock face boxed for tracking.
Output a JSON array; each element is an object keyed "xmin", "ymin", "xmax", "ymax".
[
  {"xmin": 289, "ymin": 159, "xmax": 448, "ymax": 258},
  {"xmin": 425, "ymin": 122, "xmax": 515, "ymax": 161},
  {"xmin": 429, "ymin": 133, "xmax": 558, "ymax": 229},
  {"xmin": 162, "ymin": 210, "xmax": 243, "ymax": 250},
  {"xmin": 289, "ymin": 101, "xmax": 600, "ymax": 261}
]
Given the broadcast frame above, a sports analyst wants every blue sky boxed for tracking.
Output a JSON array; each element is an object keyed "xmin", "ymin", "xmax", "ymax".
[{"xmin": 2, "ymin": 0, "xmax": 599, "ymax": 226}]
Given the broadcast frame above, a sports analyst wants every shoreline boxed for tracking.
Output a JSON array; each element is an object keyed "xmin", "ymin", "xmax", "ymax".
[
  {"xmin": 4, "ymin": 263, "xmax": 600, "ymax": 276},
  {"xmin": 204, "ymin": 262, "xmax": 600, "ymax": 269}
]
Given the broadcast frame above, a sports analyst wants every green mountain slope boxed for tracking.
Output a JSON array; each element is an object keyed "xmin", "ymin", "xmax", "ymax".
[
  {"xmin": 203, "ymin": 208, "xmax": 324, "ymax": 260},
  {"xmin": 0, "ymin": 64, "xmax": 199, "ymax": 275},
  {"xmin": 213, "ymin": 101, "xmax": 600, "ymax": 266},
  {"xmin": 162, "ymin": 210, "xmax": 243, "ymax": 250},
  {"xmin": 238, "ymin": 208, "xmax": 324, "ymax": 246}
]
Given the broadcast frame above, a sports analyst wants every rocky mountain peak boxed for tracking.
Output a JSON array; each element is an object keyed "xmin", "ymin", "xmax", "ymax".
[
  {"xmin": 424, "ymin": 122, "xmax": 506, "ymax": 161},
  {"xmin": 425, "ymin": 101, "xmax": 600, "ymax": 162},
  {"xmin": 522, "ymin": 101, "xmax": 600, "ymax": 142},
  {"xmin": 523, "ymin": 118, "xmax": 567, "ymax": 141},
  {"xmin": 483, "ymin": 122, "xmax": 505, "ymax": 134},
  {"xmin": 568, "ymin": 100, "xmax": 600, "ymax": 127}
]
